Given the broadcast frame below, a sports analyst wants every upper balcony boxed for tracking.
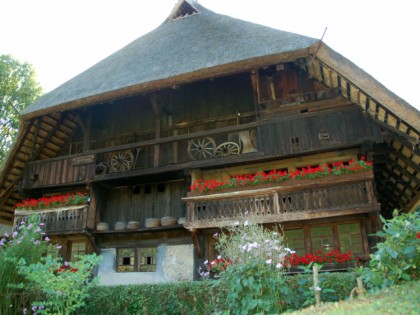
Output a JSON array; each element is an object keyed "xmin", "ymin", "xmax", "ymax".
[
  {"xmin": 182, "ymin": 172, "xmax": 379, "ymax": 230},
  {"xmin": 13, "ymin": 205, "xmax": 88, "ymax": 235}
]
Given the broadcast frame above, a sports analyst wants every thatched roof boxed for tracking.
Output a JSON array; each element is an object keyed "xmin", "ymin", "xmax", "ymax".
[{"xmin": 21, "ymin": 0, "xmax": 317, "ymax": 119}]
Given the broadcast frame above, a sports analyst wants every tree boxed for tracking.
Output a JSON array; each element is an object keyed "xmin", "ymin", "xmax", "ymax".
[{"xmin": 0, "ymin": 55, "xmax": 43, "ymax": 165}]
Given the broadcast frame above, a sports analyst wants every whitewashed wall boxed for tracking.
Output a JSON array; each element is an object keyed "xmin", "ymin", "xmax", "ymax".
[{"xmin": 97, "ymin": 243, "xmax": 194, "ymax": 285}]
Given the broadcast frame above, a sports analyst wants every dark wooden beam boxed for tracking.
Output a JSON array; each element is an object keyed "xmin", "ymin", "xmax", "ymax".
[
  {"xmin": 190, "ymin": 230, "xmax": 203, "ymax": 258},
  {"xmin": 30, "ymin": 113, "xmax": 67, "ymax": 161}
]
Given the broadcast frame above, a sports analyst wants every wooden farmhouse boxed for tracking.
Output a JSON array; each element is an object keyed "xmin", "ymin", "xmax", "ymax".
[{"xmin": 1, "ymin": 0, "xmax": 419, "ymax": 284}]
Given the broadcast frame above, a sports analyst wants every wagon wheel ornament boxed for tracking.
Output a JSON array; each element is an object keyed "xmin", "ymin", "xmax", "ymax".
[
  {"xmin": 188, "ymin": 137, "xmax": 216, "ymax": 160},
  {"xmin": 215, "ymin": 142, "xmax": 240, "ymax": 157},
  {"xmin": 109, "ymin": 150, "xmax": 134, "ymax": 172}
]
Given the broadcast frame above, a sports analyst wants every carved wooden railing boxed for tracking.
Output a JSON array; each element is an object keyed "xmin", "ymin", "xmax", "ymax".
[
  {"xmin": 13, "ymin": 205, "xmax": 88, "ymax": 234},
  {"xmin": 182, "ymin": 172, "xmax": 380, "ymax": 229}
]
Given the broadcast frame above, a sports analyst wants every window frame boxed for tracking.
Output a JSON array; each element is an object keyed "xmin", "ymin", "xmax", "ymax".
[
  {"xmin": 283, "ymin": 219, "xmax": 369, "ymax": 258},
  {"xmin": 116, "ymin": 247, "xmax": 158, "ymax": 273}
]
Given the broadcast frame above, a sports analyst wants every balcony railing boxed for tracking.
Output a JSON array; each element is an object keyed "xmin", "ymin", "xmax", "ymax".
[
  {"xmin": 14, "ymin": 205, "xmax": 88, "ymax": 235},
  {"xmin": 182, "ymin": 172, "xmax": 379, "ymax": 229}
]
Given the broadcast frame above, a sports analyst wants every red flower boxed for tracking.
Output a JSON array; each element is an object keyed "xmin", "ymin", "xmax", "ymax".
[{"xmin": 417, "ymin": 232, "xmax": 420, "ymax": 239}]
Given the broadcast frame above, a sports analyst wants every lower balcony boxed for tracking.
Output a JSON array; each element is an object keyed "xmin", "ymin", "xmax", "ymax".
[
  {"xmin": 182, "ymin": 172, "xmax": 380, "ymax": 229},
  {"xmin": 13, "ymin": 205, "xmax": 88, "ymax": 235}
]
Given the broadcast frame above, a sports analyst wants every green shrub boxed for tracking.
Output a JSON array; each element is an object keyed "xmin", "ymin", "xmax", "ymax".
[
  {"xmin": 79, "ymin": 281, "xmax": 220, "ymax": 315},
  {"xmin": 362, "ymin": 210, "xmax": 420, "ymax": 289},
  {"xmin": 16, "ymin": 254, "xmax": 101, "ymax": 315},
  {"xmin": 79, "ymin": 272, "xmax": 357, "ymax": 314},
  {"xmin": 0, "ymin": 216, "xmax": 50, "ymax": 315}
]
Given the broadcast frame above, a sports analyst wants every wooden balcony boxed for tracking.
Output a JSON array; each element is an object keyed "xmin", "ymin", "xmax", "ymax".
[
  {"xmin": 23, "ymin": 155, "xmax": 95, "ymax": 189},
  {"xmin": 182, "ymin": 172, "xmax": 380, "ymax": 229},
  {"xmin": 13, "ymin": 205, "xmax": 88, "ymax": 235}
]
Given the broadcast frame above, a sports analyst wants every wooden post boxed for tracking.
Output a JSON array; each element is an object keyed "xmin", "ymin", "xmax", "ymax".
[
  {"xmin": 150, "ymin": 94, "xmax": 161, "ymax": 167},
  {"xmin": 313, "ymin": 265, "xmax": 321, "ymax": 306}
]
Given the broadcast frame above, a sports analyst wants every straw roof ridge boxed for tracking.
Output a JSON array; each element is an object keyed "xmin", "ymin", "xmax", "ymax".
[{"xmin": 21, "ymin": 1, "xmax": 317, "ymax": 118}]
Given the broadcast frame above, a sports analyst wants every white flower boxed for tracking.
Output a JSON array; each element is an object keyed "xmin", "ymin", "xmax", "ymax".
[
  {"xmin": 244, "ymin": 211, "xmax": 249, "ymax": 216},
  {"xmin": 276, "ymin": 263, "xmax": 282, "ymax": 269},
  {"xmin": 310, "ymin": 286, "xmax": 322, "ymax": 291},
  {"xmin": 211, "ymin": 261, "xmax": 215, "ymax": 265},
  {"xmin": 204, "ymin": 260, "xmax": 208, "ymax": 265},
  {"xmin": 217, "ymin": 255, "xmax": 222, "ymax": 259},
  {"xmin": 285, "ymin": 247, "xmax": 296, "ymax": 254},
  {"xmin": 234, "ymin": 221, "xmax": 240, "ymax": 226},
  {"xmin": 44, "ymin": 236, "xmax": 50, "ymax": 242},
  {"xmin": 244, "ymin": 220, "xmax": 249, "ymax": 226},
  {"xmin": 266, "ymin": 259, "xmax": 272, "ymax": 264}
]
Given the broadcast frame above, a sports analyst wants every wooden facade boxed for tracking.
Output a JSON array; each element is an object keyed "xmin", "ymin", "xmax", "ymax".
[{"xmin": 1, "ymin": 1, "xmax": 418, "ymax": 280}]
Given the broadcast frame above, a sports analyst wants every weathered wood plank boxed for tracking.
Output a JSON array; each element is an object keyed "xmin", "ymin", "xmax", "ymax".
[{"xmin": 183, "ymin": 204, "xmax": 380, "ymax": 230}]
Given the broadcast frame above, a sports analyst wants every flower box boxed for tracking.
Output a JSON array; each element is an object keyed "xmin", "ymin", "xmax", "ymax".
[{"xmin": 188, "ymin": 158, "xmax": 373, "ymax": 196}]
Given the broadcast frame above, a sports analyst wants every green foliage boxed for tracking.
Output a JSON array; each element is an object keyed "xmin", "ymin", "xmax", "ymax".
[
  {"xmin": 212, "ymin": 219, "xmax": 293, "ymax": 314},
  {"xmin": 17, "ymin": 254, "xmax": 102, "ymax": 315},
  {"xmin": 218, "ymin": 260, "xmax": 297, "ymax": 314},
  {"xmin": 0, "ymin": 54, "xmax": 42, "ymax": 164},
  {"xmin": 79, "ymin": 281, "xmax": 219, "ymax": 315},
  {"xmin": 290, "ymin": 272, "xmax": 356, "ymax": 307},
  {"xmin": 362, "ymin": 210, "xmax": 420, "ymax": 289},
  {"xmin": 0, "ymin": 216, "xmax": 50, "ymax": 314},
  {"xmin": 289, "ymin": 279, "xmax": 420, "ymax": 315},
  {"xmin": 79, "ymin": 273, "xmax": 357, "ymax": 314}
]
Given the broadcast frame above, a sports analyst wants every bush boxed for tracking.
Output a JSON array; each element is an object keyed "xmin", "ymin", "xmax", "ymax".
[
  {"xmin": 79, "ymin": 273, "xmax": 357, "ymax": 314},
  {"xmin": 362, "ymin": 210, "xmax": 420, "ymax": 289},
  {"xmin": 17, "ymin": 254, "xmax": 101, "ymax": 315},
  {"xmin": 79, "ymin": 281, "xmax": 219, "ymax": 315},
  {"xmin": 0, "ymin": 217, "xmax": 50, "ymax": 315}
]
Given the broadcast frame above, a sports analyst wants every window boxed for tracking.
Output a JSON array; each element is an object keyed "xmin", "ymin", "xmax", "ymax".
[
  {"xmin": 283, "ymin": 221, "xmax": 365, "ymax": 256},
  {"xmin": 283, "ymin": 228, "xmax": 305, "ymax": 256},
  {"xmin": 70, "ymin": 242, "xmax": 87, "ymax": 261},
  {"xmin": 311, "ymin": 226, "xmax": 334, "ymax": 253},
  {"xmin": 338, "ymin": 223, "xmax": 363, "ymax": 254},
  {"xmin": 117, "ymin": 247, "xmax": 157, "ymax": 272}
]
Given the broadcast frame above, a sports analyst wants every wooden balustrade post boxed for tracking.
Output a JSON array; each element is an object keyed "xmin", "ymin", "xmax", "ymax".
[{"xmin": 313, "ymin": 265, "xmax": 321, "ymax": 307}]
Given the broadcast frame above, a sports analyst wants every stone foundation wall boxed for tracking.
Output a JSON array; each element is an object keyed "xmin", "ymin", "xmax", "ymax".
[{"xmin": 97, "ymin": 243, "xmax": 194, "ymax": 285}]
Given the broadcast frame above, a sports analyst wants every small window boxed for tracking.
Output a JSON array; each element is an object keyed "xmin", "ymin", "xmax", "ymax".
[
  {"xmin": 157, "ymin": 183, "xmax": 165, "ymax": 193},
  {"xmin": 311, "ymin": 226, "xmax": 334, "ymax": 253},
  {"xmin": 117, "ymin": 247, "xmax": 157, "ymax": 272},
  {"xmin": 70, "ymin": 241, "xmax": 87, "ymax": 261},
  {"xmin": 318, "ymin": 131, "xmax": 330, "ymax": 140},
  {"xmin": 338, "ymin": 223, "xmax": 363, "ymax": 254}
]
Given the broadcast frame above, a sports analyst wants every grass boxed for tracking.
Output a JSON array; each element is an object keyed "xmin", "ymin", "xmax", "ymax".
[{"xmin": 289, "ymin": 280, "xmax": 420, "ymax": 315}]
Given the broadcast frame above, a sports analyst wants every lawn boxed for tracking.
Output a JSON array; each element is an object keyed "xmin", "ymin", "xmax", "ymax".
[{"xmin": 290, "ymin": 279, "xmax": 420, "ymax": 315}]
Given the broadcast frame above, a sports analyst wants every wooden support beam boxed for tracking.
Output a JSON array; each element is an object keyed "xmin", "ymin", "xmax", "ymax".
[
  {"xmin": 30, "ymin": 114, "xmax": 67, "ymax": 161},
  {"xmin": 190, "ymin": 230, "xmax": 203, "ymax": 258}
]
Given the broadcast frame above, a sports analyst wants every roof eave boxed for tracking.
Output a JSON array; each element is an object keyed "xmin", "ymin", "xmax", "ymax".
[{"xmin": 312, "ymin": 42, "xmax": 420, "ymax": 131}]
